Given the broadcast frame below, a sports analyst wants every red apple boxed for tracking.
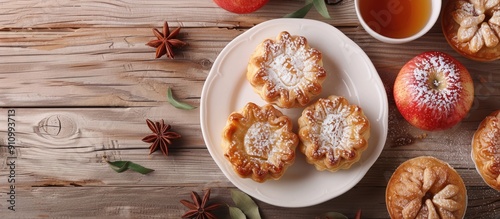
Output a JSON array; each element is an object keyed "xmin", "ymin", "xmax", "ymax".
[
  {"xmin": 393, "ymin": 51, "xmax": 474, "ymax": 131},
  {"xmin": 213, "ymin": 0, "xmax": 269, "ymax": 14}
]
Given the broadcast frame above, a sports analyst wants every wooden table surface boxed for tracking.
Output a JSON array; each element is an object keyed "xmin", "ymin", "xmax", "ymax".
[{"xmin": 0, "ymin": 0, "xmax": 499, "ymax": 218}]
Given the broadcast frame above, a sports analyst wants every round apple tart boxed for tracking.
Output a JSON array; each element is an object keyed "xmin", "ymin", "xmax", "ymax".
[
  {"xmin": 472, "ymin": 110, "xmax": 500, "ymax": 191},
  {"xmin": 298, "ymin": 95, "xmax": 370, "ymax": 172},
  {"xmin": 221, "ymin": 102, "xmax": 298, "ymax": 183},
  {"xmin": 386, "ymin": 156, "xmax": 467, "ymax": 219},
  {"xmin": 247, "ymin": 31, "xmax": 327, "ymax": 108},
  {"xmin": 442, "ymin": 0, "xmax": 500, "ymax": 61}
]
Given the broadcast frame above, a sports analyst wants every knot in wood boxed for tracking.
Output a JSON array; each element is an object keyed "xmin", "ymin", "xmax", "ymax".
[{"xmin": 38, "ymin": 114, "xmax": 77, "ymax": 139}]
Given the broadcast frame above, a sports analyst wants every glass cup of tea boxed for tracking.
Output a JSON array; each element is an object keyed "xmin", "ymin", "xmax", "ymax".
[{"xmin": 354, "ymin": 0, "xmax": 441, "ymax": 44}]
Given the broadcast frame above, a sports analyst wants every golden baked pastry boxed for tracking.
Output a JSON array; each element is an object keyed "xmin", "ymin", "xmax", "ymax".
[
  {"xmin": 298, "ymin": 95, "xmax": 370, "ymax": 172},
  {"xmin": 247, "ymin": 31, "xmax": 327, "ymax": 108},
  {"xmin": 472, "ymin": 110, "xmax": 500, "ymax": 191},
  {"xmin": 442, "ymin": 0, "xmax": 500, "ymax": 61},
  {"xmin": 386, "ymin": 156, "xmax": 467, "ymax": 219},
  {"xmin": 221, "ymin": 102, "xmax": 298, "ymax": 183}
]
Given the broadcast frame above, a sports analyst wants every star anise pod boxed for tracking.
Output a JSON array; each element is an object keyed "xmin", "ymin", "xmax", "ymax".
[
  {"xmin": 180, "ymin": 189, "xmax": 222, "ymax": 219},
  {"xmin": 142, "ymin": 119, "xmax": 181, "ymax": 156},
  {"xmin": 146, "ymin": 21, "xmax": 187, "ymax": 59}
]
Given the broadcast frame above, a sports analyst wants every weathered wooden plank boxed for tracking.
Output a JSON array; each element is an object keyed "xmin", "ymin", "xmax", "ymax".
[{"xmin": 0, "ymin": 0, "xmax": 357, "ymax": 29}]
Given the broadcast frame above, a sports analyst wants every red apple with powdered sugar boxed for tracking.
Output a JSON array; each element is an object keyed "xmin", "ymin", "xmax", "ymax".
[{"xmin": 393, "ymin": 51, "xmax": 474, "ymax": 131}]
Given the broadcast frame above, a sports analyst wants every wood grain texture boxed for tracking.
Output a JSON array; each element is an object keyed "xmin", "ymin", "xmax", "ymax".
[
  {"xmin": 0, "ymin": 0, "xmax": 356, "ymax": 28},
  {"xmin": 0, "ymin": 0, "xmax": 499, "ymax": 218}
]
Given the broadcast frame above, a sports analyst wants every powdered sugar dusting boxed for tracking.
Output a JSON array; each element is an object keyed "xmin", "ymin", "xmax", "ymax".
[
  {"xmin": 319, "ymin": 110, "xmax": 351, "ymax": 152},
  {"xmin": 261, "ymin": 32, "xmax": 320, "ymax": 91},
  {"xmin": 459, "ymin": 1, "xmax": 474, "ymax": 15},
  {"xmin": 244, "ymin": 122, "xmax": 274, "ymax": 159},
  {"xmin": 307, "ymin": 98, "xmax": 357, "ymax": 154},
  {"xmin": 243, "ymin": 121, "xmax": 293, "ymax": 166},
  {"xmin": 482, "ymin": 115, "xmax": 500, "ymax": 173},
  {"xmin": 408, "ymin": 53, "xmax": 463, "ymax": 117},
  {"xmin": 452, "ymin": 0, "xmax": 500, "ymax": 52}
]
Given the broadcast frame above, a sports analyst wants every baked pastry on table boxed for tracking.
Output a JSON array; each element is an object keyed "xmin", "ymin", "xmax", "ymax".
[
  {"xmin": 442, "ymin": 0, "xmax": 500, "ymax": 61},
  {"xmin": 386, "ymin": 156, "xmax": 467, "ymax": 219},
  {"xmin": 298, "ymin": 95, "xmax": 370, "ymax": 172},
  {"xmin": 472, "ymin": 110, "xmax": 500, "ymax": 191},
  {"xmin": 247, "ymin": 31, "xmax": 327, "ymax": 108},
  {"xmin": 221, "ymin": 102, "xmax": 298, "ymax": 183}
]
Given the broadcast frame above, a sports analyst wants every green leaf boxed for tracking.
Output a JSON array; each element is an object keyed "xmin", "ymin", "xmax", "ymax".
[
  {"xmin": 107, "ymin": 161, "xmax": 130, "ymax": 173},
  {"xmin": 230, "ymin": 189, "xmax": 261, "ymax": 219},
  {"xmin": 107, "ymin": 161, "xmax": 154, "ymax": 174},
  {"xmin": 167, "ymin": 87, "xmax": 197, "ymax": 110},
  {"xmin": 284, "ymin": 2, "xmax": 313, "ymax": 18},
  {"xmin": 313, "ymin": 0, "xmax": 331, "ymax": 18},
  {"xmin": 320, "ymin": 212, "xmax": 348, "ymax": 219},
  {"xmin": 228, "ymin": 206, "xmax": 247, "ymax": 219}
]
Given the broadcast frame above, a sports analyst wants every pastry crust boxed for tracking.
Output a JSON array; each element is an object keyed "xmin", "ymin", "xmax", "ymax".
[
  {"xmin": 386, "ymin": 156, "xmax": 467, "ymax": 219},
  {"xmin": 442, "ymin": 0, "xmax": 500, "ymax": 61},
  {"xmin": 247, "ymin": 31, "xmax": 327, "ymax": 108},
  {"xmin": 298, "ymin": 95, "xmax": 370, "ymax": 172},
  {"xmin": 472, "ymin": 110, "xmax": 500, "ymax": 191},
  {"xmin": 221, "ymin": 102, "xmax": 298, "ymax": 183}
]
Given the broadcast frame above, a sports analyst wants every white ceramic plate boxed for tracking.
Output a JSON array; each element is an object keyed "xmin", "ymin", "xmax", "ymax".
[{"xmin": 200, "ymin": 18, "xmax": 388, "ymax": 208}]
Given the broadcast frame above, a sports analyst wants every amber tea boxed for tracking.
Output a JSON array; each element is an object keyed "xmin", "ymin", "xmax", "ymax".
[{"xmin": 358, "ymin": 0, "xmax": 432, "ymax": 39}]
